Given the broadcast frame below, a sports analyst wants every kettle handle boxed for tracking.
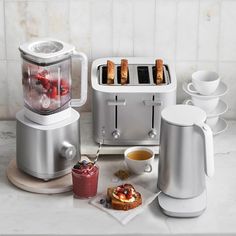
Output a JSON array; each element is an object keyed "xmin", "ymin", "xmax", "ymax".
[
  {"xmin": 194, "ymin": 122, "xmax": 214, "ymax": 177},
  {"xmin": 70, "ymin": 51, "xmax": 88, "ymax": 107}
]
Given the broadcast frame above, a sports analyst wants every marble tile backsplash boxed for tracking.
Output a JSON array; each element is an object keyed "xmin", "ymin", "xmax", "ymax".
[{"xmin": 0, "ymin": 0, "xmax": 236, "ymax": 119}]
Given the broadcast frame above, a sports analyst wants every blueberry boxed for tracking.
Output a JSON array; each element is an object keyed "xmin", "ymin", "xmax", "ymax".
[
  {"xmin": 124, "ymin": 190, "xmax": 128, "ymax": 195},
  {"xmin": 82, "ymin": 160, "xmax": 87, "ymax": 165},
  {"xmin": 105, "ymin": 202, "xmax": 111, "ymax": 209},
  {"xmin": 99, "ymin": 199, "xmax": 106, "ymax": 204}
]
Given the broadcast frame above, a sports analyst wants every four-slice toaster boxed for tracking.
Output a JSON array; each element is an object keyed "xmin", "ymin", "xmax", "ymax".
[{"xmin": 91, "ymin": 57, "xmax": 177, "ymax": 145}]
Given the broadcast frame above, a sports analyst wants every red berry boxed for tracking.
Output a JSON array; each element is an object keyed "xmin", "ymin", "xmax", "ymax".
[
  {"xmin": 47, "ymin": 86, "xmax": 58, "ymax": 99},
  {"xmin": 117, "ymin": 193, "xmax": 126, "ymax": 201},
  {"xmin": 126, "ymin": 192, "xmax": 133, "ymax": 199},
  {"xmin": 51, "ymin": 79, "xmax": 58, "ymax": 86}
]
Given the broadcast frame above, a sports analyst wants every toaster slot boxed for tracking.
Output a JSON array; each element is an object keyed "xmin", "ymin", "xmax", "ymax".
[
  {"xmin": 117, "ymin": 66, "xmax": 129, "ymax": 84},
  {"xmin": 152, "ymin": 65, "xmax": 172, "ymax": 85},
  {"xmin": 137, "ymin": 66, "xmax": 150, "ymax": 84},
  {"xmin": 101, "ymin": 66, "xmax": 108, "ymax": 84},
  {"xmin": 99, "ymin": 65, "xmax": 118, "ymax": 85}
]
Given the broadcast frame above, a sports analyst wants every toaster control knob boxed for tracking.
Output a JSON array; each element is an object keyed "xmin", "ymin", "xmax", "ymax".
[
  {"xmin": 149, "ymin": 130, "xmax": 157, "ymax": 139},
  {"xmin": 112, "ymin": 130, "xmax": 120, "ymax": 139},
  {"xmin": 61, "ymin": 142, "xmax": 76, "ymax": 161}
]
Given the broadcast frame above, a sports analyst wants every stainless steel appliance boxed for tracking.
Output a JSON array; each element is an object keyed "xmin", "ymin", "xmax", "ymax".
[
  {"xmin": 91, "ymin": 57, "xmax": 177, "ymax": 145},
  {"xmin": 157, "ymin": 104, "xmax": 214, "ymax": 217},
  {"xmin": 16, "ymin": 38, "xmax": 88, "ymax": 180}
]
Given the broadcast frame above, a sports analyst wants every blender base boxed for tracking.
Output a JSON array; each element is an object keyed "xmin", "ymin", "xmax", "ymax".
[
  {"xmin": 24, "ymin": 107, "xmax": 72, "ymax": 125},
  {"xmin": 158, "ymin": 190, "xmax": 207, "ymax": 218},
  {"xmin": 6, "ymin": 159, "xmax": 72, "ymax": 194},
  {"xmin": 16, "ymin": 108, "xmax": 80, "ymax": 180}
]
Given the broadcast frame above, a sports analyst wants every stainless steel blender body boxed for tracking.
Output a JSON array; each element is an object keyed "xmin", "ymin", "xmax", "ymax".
[
  {"xmin": 16, "ymin": 109, "xmax": 80, "ymax": 180},
  {"xmin": 158, "ymin": 119, "xmax": 206, "ymax": 198}
]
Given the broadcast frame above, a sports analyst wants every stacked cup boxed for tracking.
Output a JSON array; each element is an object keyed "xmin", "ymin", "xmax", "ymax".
[{"xmin": 183, "ymin": 70, "xmax": 228, "ymax": 135}]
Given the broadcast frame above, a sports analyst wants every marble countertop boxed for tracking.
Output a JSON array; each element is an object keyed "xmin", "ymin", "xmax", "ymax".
[{"xmin": 0, "ymin": 112, "xmax": 236, "ymax": 235}]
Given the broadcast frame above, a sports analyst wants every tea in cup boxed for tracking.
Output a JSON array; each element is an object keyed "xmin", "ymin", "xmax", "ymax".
[
  {"xmin": 124, "ymin": 147, "xmax": 154, "ymax": 175},
  {"xmin": 187, "ymin": 71, "xmax": 220, "ymax": 95}
]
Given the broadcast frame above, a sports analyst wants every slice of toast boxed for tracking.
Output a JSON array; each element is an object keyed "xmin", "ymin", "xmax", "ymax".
[
  {"xmin": 155, "ymin": 59, "xmax": 164, "ymax": 85},
  {"xmin": 107, "ymin": 184, "xmax": 142, "ymax": 211},
  {"xmin": 120, "ymin": 59, "xmax": 128, "ymax": 85},
  {"xmin": 107, "ymin": 60, "xmax": 115, "ymax": 84}
]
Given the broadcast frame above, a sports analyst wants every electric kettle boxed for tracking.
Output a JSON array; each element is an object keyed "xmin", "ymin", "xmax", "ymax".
[{"xmin": 158, "ymin": 104, "xmax": 214, "ymax": 199}]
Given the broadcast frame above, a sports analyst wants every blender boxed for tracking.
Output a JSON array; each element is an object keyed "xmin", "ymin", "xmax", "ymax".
[{"xmin": 16, "ymin": 38, "xmax": 88, "ymax": 180}]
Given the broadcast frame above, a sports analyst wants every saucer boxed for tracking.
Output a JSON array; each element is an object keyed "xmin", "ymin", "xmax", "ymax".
[
  {"xmin": 210, "ymin": 117, "xmax": 228, "ymax": 136},
  {"xmin": 183, "ymin": 99, "xmax": 228, "ymax": 118},
  {"xmin": 207, "ymin": 100, "xmax": 228, "ymax": 118},
  {"xmin": 182, "ymin": 81, "xmax": 228, "ymax": 98}
]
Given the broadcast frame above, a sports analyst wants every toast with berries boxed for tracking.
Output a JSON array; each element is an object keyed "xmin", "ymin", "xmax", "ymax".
[{"xmin": 107, "ymin": 184, "xmax": 142, "ymax": 211}]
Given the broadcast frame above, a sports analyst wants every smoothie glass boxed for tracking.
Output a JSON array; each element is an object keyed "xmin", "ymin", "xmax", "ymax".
[{"xmin": 72, "ymin": 162, "xmax": 99, "ymax": 198}]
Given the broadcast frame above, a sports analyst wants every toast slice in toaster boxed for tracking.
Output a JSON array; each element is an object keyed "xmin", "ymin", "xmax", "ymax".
[
  {"xmin": 107, "ymin": 60, "xmax": 115, "ymax": 84},
  {"xmin": 121, "ymin": 59, "xmax": 128, "ymax": 85},
  {"xmin": 155, "ymin": 59, "xmax": 164, "ymax": 85}
]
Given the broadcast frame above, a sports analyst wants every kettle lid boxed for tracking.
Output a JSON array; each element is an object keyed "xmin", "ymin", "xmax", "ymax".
[{"xmin": 161, "ymin": 104, "xmax": 206, "ymax": 126}]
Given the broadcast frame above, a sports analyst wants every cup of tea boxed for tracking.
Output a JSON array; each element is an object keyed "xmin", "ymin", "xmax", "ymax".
[
  {"xmin": 187, "ymin": 71, "xmax": 220, "ymax": 95},
  {"xmin": 124, "ymin": 147, "xmax": 154, "ymax": 175}
]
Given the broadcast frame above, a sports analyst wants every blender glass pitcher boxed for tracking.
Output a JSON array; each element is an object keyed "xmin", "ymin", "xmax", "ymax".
[{"xmin": 19, "ymin": 39, "xmax": 87, "ymax": 115}]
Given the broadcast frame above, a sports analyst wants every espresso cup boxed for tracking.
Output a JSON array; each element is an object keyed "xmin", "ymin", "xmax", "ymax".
[
  {"xmin": 187, "ymin": 71, "xmax": 220, "ymax": 95},
  {"xmin": 124, "ymin": 147, "xmax": 154, "ymax": 175},
  {"xmin": 185, "ymin": 96, "xmax": 219, "ymax": 113}
]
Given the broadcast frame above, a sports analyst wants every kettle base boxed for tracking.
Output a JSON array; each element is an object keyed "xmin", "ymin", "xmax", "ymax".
[{"xmin": 158, "ymin": 190, "xmax": 207, "ymax": 218}]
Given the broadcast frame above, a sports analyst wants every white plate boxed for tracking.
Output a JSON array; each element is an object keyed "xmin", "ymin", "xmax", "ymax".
[
  {"xmin": 182, "ymin": 81, "xmax": 228, "ymax": 98},
  {"xmin": 183, "ymin": 99, "xmax": 228, "ymax": 118},
  {"xmin": 209, "ymin": 117, "xmax": 228, "ymax": 136}
]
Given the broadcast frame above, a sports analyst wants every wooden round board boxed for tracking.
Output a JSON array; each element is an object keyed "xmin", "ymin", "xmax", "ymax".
[{"xmin": 6, "ymin": 159, "xmax": 72, "ymax": 194}]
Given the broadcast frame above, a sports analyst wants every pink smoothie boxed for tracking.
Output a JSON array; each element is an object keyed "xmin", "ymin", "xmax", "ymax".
[{"xmin": 72, "ymin": 163, "xmax": 99, "ymax": 198}]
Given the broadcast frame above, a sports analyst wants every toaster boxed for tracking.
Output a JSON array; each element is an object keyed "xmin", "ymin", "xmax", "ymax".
[{"xmin": 91, "ymin": 57, "xmax": 177, "ymax": 145}]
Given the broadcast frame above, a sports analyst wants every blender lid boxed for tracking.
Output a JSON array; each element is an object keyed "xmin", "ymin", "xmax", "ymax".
[
  {"xmin": 19, "ymin": 38, "xmax": 75, "ymax": 64},
  {"xmin": 161, "ymin": 104, "xmax": 207, "ymax": 126}
]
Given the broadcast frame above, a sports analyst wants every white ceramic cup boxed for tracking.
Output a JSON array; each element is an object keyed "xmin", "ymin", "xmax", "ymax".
[
  {"xmin": 124, "ymin": 147, "xmax": 154, "ymax": 175},
  {"xmin": 187, "ymin": 71, "xmax": 220, "ymax": 95},
  {"xmin": 185, "ymin": 96, "xmax": 219, "ymax": 113},
  {"xmin": 206, "ymin": 116, "xmax": 219, "ymax": 128}
]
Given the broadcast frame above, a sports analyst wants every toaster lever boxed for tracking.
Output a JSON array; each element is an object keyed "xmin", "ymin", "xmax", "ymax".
[
  {"xmin": 143, "ymin": 100, "xmax": 162, "ymax": 106},
  {"xmin": 107, "ymin": 99, "xmax": 126, "ymax": 106}
]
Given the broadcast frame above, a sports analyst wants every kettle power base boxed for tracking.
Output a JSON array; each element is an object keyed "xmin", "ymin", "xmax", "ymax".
[
  {"xmin": 6, "ymin": 159, "xmax": 72, "ymax": 194},
  {"xmin": 158, "ymin": 190, "xmax": 207, "ymax": 218}
]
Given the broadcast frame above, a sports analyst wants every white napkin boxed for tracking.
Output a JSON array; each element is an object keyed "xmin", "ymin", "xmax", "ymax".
[{"xmin": 90, "ymin": 185, "xmax": 160, "ymax": 225}]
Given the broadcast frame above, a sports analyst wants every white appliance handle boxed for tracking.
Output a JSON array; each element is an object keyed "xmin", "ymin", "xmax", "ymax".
[
  {"xmin": 70, "ymin": 51, "xmax": 88, "ymax": 107},
  {"xmin": 194, "ymin": 122, "xmax": 214, "ymax": 177}
]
